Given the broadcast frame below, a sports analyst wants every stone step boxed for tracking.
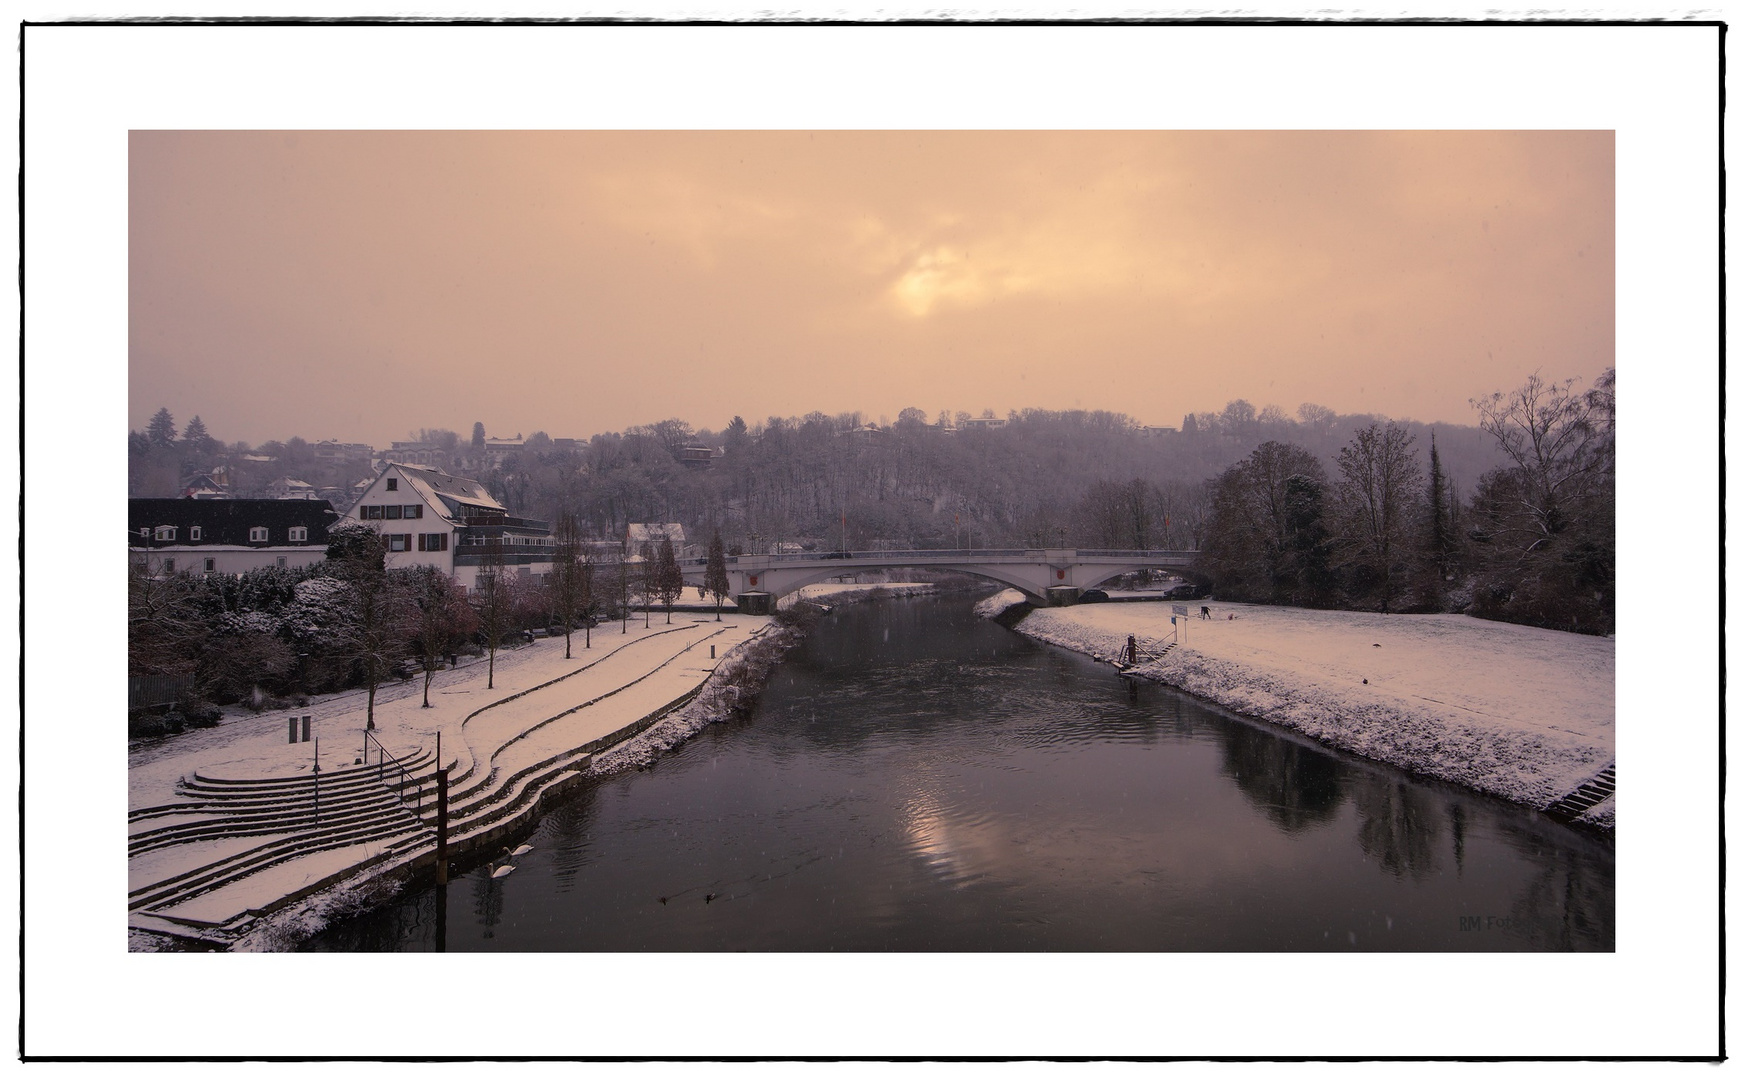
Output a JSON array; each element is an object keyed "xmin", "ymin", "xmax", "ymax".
[
  {"xmin": 130, "ymin": 793, "xmax": 411, "ymax": 856},
  {"xmin": 131, "ymin": 811, "xmax": 434, "ymax": 913}
]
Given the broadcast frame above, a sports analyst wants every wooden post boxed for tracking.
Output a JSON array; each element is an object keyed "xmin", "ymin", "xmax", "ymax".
[{"xmin": 435, "ymin": 730, "xmax": 449, "ymax": 885}]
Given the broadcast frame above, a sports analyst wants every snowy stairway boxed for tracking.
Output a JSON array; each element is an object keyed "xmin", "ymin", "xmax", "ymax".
[
  {"xmin": 128, "ymin": 747, "xmax": 438, "ymax": 919},
  {"xmin": 130, "ymin": 751, "xmax": 439, "ymax": 854},
  {"xmin": 1118, "ymin": 641, "xmax": 1174, "ymax": 670},
  {"xmin": 128, "ymin": 808, "xmax": 432, "ymax": 916},
  {"xmin": 1543, "ymin": 763, "xmax": 1615, "ymax": 823}
]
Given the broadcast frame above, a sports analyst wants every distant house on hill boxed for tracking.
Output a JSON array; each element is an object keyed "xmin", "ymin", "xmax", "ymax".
[
  {"xmin": 266, "ymin": 477, "xmax": 318, "ymax": 500},
  {"xmin": 957, "ymin": 416, "xmax": 1007, "ymax": 431},
  {"xmin": 383, "ymin": 441, "xmax": 450, "ymax": 471},
  {"xmin": 626, "ymin": 523, "xmax": 685, "ymax": 553},
  {"xmin": 129, "ymin": 498, "xmax": 338, "ymax": 577},
  {"xmin": 349, "ymin": 463, "xmax": 552, "ymax": 591},
  {"xmin": 178, "ymin": 474, "xmax": 230, "ymax": 500}
]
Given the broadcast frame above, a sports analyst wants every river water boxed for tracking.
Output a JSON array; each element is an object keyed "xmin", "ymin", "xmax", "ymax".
[{"xmin": 305, "ymin": 594, "xmax": 1613, "ymax": 952}]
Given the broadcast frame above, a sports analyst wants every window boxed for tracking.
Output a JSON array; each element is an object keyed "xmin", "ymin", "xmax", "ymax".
[
  {"xmin": 386, "ymin": 478, "xmax": 398, "ymax": 492},
  {"xmin": 404, "ymin": 505, "xmax": 423, "ymax": 519},
  {"xmin": 277, "ymin": 556, "xmax": 288, "ymax": 568},
  {"xmin": 385, "ymin": 505, "xmax": 402, "ymax": 520},
  {"xmin": 154, "ymin": 526, "xmax": 176, "ymax": 541},
  {"xmin": 289, "ymin": 526, "xmax": 308, "ymax": 542},
  {"xmin": 362, "ymin": 505, "xmax": 384, "ymax": 520},
  {"xmin": 204, "ymin": 558, "xmax": 216, "ymax": 573},
  {"xmin": 249, "ymin": 526, "xmax": 268, "ymax": 542},
  {"xmin": 189, "ymin": 526, "xmax": 203, "ymax": 541},
  {"xmin": 162, "ymin": 558, "xmax": 175, "ymax": 574},
  {"xmin": 388, "ymin": 534, "xmax": 410, "ymax": 552},
  {"xmin": 417, "ymin": 533, "xmax": 449, "ymax": 552}
]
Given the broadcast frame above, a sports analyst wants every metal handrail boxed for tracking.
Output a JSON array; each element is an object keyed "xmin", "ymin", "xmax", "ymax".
[{"xmin": 362, "ymin": 728, "xmax": 426, "ymax": 816}]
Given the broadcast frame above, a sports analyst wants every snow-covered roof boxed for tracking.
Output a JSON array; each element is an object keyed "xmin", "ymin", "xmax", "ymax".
[{"xmin": 388, "ymin": 463, "xmax": 505, "ymax": 518}]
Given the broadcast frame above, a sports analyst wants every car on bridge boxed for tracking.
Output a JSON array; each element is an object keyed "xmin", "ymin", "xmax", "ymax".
[{"xmin": 820, "ymin": 550, "xmax": 854, "ymax": 559}]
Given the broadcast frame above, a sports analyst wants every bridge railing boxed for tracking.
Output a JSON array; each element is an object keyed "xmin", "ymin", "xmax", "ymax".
[{"xmin": 680, "ymin": 548, "xmax": 1197, "ymax": 567}]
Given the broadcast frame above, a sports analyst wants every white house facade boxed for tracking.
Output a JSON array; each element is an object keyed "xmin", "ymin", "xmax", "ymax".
[{"xmin": 349, "ymin": 463, "xmax": 553, "ymax": 590}]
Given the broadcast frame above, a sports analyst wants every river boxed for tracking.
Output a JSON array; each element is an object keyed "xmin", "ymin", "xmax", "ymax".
[{"xmin": 304, "ymin": 594, "xmax": 1613, "ymax": 951}]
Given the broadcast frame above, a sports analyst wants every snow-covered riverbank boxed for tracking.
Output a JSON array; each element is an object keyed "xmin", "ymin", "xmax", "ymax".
[{"xmin": 985, "ymin": 591, "xmax": 1614, "ymax": 829}]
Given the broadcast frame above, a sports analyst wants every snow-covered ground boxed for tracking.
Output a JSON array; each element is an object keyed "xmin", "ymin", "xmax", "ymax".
[
  {"xmin": 994, "ymin": 592, "xmax": 1613, "ymax": 819},
  {"xmin": 129, "ymin": 616, "xmax": 774, "ymax": 948}
]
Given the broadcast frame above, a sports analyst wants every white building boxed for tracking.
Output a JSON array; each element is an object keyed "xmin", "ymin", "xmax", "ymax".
[{"xmin": 349, "ymin": 463, "xmax": 553, "ymax": 591}]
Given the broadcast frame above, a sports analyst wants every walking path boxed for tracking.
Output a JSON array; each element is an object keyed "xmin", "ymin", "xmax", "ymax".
[{"xmin": 127, "ymin": 615, "xmax": 771, "ymax": 948}]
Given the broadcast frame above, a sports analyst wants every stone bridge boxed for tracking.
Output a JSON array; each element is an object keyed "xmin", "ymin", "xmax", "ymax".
[{"xmin": 679, "ymin": 548, "xmax": 1198, "ymax": 613}]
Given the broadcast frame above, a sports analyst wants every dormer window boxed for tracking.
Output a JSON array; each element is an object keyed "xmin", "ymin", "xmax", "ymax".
[
  {"xmin": 386, "ymin": 478, "xmax": 398, "ymax": 492},
  {"xmin": 154, "ymin": 526, "xmax": 176, "ymax": 541},
  {"xmin": 189, "ymin": 526, "xmax": 203, "ymax": 541},
  {"xmin": 249, "ymin": 526, "xmax": 269, "ymax": 543},
  {"xmin": 289, "ymin": 526, "xmax": 308, "ymax": 542}
]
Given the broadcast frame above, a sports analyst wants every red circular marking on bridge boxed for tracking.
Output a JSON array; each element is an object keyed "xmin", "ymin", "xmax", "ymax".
[
  {"xmin": 1057, "ymin": 569, "xmax": 1065, "ymax": 580},
  {"xmin": 749, "ymin": 575, "xmax": 758, "ymax": 586}
]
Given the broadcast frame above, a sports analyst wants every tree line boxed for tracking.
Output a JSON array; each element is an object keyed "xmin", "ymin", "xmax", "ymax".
[
  {"xmin": 128, "ymin": 517, "xmax": 735, "ymax": 734},
  {"xmin": 1195, "ymin": 370, "xmax": 1614, "ymax": 634}
]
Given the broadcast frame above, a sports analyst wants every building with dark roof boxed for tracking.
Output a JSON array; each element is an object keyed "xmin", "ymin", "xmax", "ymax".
[{"xmin": 129, "ymin": 499, "xmax": 340, "ymax": 577}]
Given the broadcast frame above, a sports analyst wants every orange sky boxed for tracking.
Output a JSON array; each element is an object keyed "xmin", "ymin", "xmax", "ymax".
[{"xmin": 129, "ymin": 130, "xmax": 1613, "ymax": 446}]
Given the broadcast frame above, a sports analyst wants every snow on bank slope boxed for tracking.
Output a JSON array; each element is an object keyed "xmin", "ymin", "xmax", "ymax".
[{"xmin": 1015, "ymin": 601, "xmax": 1613, "ymax": 814}]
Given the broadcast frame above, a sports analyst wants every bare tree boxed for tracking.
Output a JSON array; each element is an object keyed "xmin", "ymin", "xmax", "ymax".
[
  {"xmin": 637, "ymin": 541, "xmax": 655, "ymax": 628},
  {"xmin": 549, "ymin": 513, "xmax": 584, "ymax": 658},
  {"xmin": 324, "ymin": 520, "xmax": 411, "ymax": 730},
  {"xmin": 654, "ymin": 537, "xmax": 684, "ymax": 623},
  {"xmin": 1469, "ymin": 370, "xmax": 1614, "ymax": 561},
  {"xmin": 1466, "ymin": 369, "xmax": 1614, "ymax": 633},
  {"xmin": 406, "ymin": 565, "xmax": 476, "ymax": 708},
  {"xmin": 1334, "ymin": 421, "xmax": 1422, "ymax": 613},
  {"xmin": 470, "ymin": 539, "xmax": 512, "ymax": 690}
]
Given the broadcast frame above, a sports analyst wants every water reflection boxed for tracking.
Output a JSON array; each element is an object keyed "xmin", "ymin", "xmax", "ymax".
[
  {"xmin": 1217, "ymin": 720, "xmax": 1347, "ymax": 832},
  {"xmin": 1353, "ymin": 778, "xmax": 1442, "ymax": 881},
  {"xmin": 305, "ymin": 595, "xmax": 1613, "ymax": 952}
]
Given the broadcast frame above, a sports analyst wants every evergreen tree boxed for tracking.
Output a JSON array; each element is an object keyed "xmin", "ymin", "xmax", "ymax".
[
  {"xmin": 655, "ymin": 537, "xmax": 684, "ymax": 624},
  {"xmin": 1417, "ymin": 432, "xmax": 1454, "ymax": 608},
  {"xmin": 704, "ymin": 528, "xmax": 731, "ymax": 620},
  {"xmin": 182, "ymin": 415, "xmax": 211, "ymax": 450},
  {"xmin": 472, "ymin": 421, "xmax": 486, "ymax": 449},
  {"xmin": 148, "ymin": 407, "xmax": 177, "ymax": 448}
]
